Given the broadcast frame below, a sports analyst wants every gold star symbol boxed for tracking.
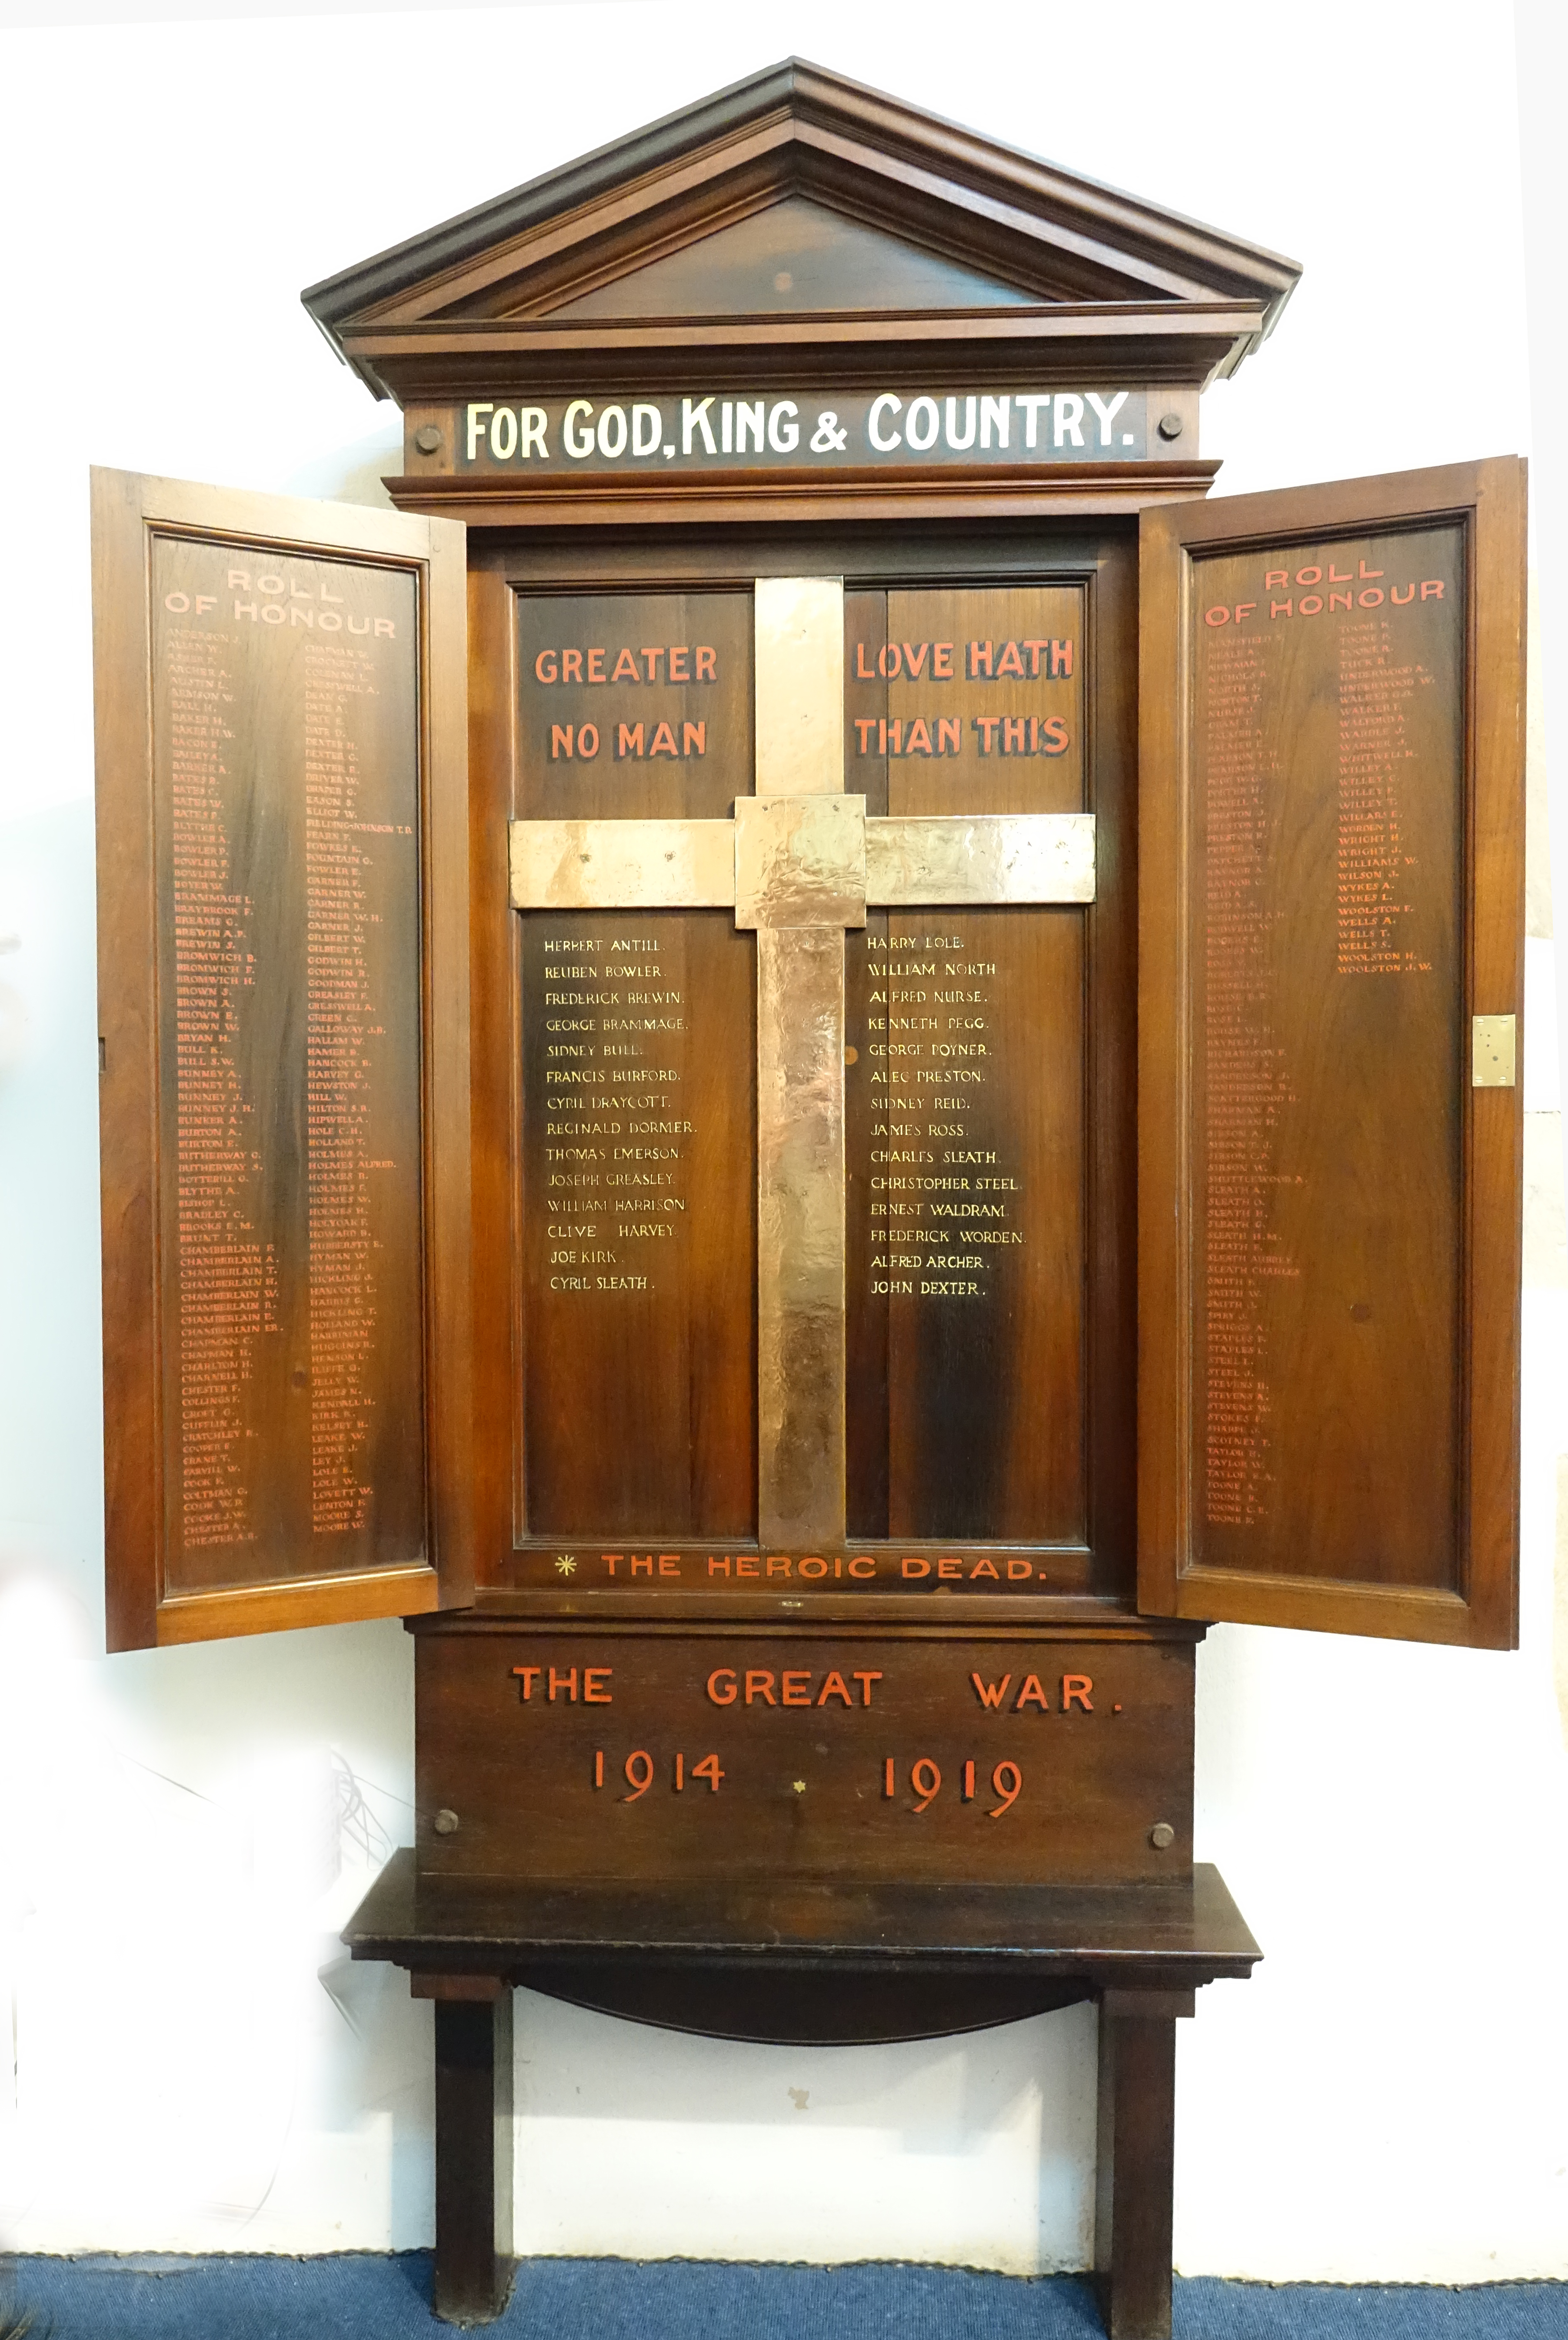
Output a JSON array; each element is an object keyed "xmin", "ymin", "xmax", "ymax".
[
  {"xmin": 792, "ymin": 1780, "xmax": 806, "ymax": 1794},
  {"xmin": 555, "ymin": 1555, "xmax": 576, "ymax": 1575}
]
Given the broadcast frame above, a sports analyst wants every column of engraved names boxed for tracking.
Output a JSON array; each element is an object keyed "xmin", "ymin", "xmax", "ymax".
[
  {"xmin": 865, "ymin": 925, "xmax": 1021, "ymax": 1296},
  {"xmin": 169, "ymin": 626, "xmax": 267, "ymax": 1547},
  {"xmin": 1338, "ymin": 620, "xmax": 1431, "ymax": 975},
  {"xmin": 542, "ymin": 930, "xmax": 689, "ymax": 1295},
  {"xmin": 1201, "ymin": 634, "xmax": 1295, "ymax": 1530},
  {"xmin": 303, "ymin": 641, "xmax": 383, "ymax": 1533}
]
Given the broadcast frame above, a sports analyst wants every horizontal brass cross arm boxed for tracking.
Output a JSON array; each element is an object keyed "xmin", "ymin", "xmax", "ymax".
[
  {"xmin": 509, "ymin": 579, "xmax": 1097, "ymax": 1548},
  {"xmin": 507, "ymin": 809, "xmax": 1097, "ymax": 918}
]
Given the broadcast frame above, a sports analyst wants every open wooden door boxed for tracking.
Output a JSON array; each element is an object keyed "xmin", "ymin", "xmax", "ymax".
[
  {"xmin": 1138, "ymin": 458, "xmax": 1526, "ymax": 1647},
  {"xmin": 92, "ymin": 469, "xmax": 473, "ymax": 1648}
]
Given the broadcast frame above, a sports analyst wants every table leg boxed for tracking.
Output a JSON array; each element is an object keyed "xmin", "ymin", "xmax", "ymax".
[
  {"xmin": 425, "ymin": 1978, "xmax": 514, "ymax": 2324},
  {"xmin": 1093, "ymin": 1988, "xmax": 1192, "ymax": 2340}
]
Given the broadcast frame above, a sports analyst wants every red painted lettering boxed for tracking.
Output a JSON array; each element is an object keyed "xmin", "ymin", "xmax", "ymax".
[{"xmin": 971, "ymin": 1672, "xmax": 1012, "ymax": 1709}]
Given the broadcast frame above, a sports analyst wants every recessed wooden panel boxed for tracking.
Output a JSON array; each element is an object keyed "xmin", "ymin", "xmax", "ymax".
[
  {"xmin": 515, "ymin": 592, "xmax": 756, "ymax": 1538},
  {"xmin": 549, "ymin": 194, "xmax": 1040, "ymax": 319},
  {"xmin": 416, "ymin": 1623, "xmax": 1194, "ymax": 1887},
  {"xmin": 1194, "ymin": 526, "xmax": 1464, "ymax": 1581},
  {"xmin": 845, "ymin": 586, "xmax": 1087, "ymax": 1542},
  {"xmin": 1139, "ymin": 460, "xmax": 1526, "ymax": 1648},
  {"xmin": 152, "ymin": 536, "xmax": 425, "ymax": 1591},
  {"xmin": 92, "ymin": 469, "xmax": 471, "ymax": 1649}
]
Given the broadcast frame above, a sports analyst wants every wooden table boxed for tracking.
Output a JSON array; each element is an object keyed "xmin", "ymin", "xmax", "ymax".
[{"xmin": 344, "ymin": 1855, "xmax": 1258, "ymax": 2339}]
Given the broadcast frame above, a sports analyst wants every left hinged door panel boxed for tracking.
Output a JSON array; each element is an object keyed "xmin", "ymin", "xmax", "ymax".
[{"xmin": 92, "ymin": 468, "xmax": 473, "ymax": 1648}]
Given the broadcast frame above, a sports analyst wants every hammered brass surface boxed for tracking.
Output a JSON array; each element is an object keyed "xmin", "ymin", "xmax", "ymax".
[
  {"xmin": 508, "ymin": 816, "xmax": 737, "ymax": 909},
  {"xmin": 866, "ymin": 812, "xmax": 1096, "ymax": 907},
  {"xmin": 755, "ymin": 577, "xmax": 845, "ymax": 799},
  {"xmin": 734, "ymin": 794, "xmax": 867, "ymax": 929},
  {"xmin": 757, "ymin": 925, "xmax": 847, "ymax": 1546}
]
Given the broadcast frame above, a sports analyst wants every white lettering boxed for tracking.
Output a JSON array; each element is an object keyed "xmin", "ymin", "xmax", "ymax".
[
  {"xmin": 520, "ymin": 406, "xmax": 549, "ymax": 459},
  {"xmin": 632, "ymin": 403, "xmax": 661, "ymax": 456},
  {"xmin": 905, "ymin": 395, "xmax": 939, "ymax": 452},
  {"xmin": 1014, "ymin": 394, "xmax": 1052, "ymax": 449},
  {"xmin": 466, "ymin": 403, "xmax": 494, "ymax": 461},
  {"xmin": 868, "ymin": 393, "xmax": 902, "ymax": 451},
  {"xmin": 597, "ymin": 404, "xmax": 628, "ymax": 458},
  {"xmin": 683, "ymin": 396, "xmax": 717, "ymax": 455},
  {"xmin": 1086, "ymin": 390, "xmax": 1129, "ymax": 446},
  {"xmin": 490, "ymin": 406, "xmax": 517, "ymax": 460},
  {"xmin": 944, "ymin": 394, "xmax": 976, "ymax": 450},
  {"xmin": 563, "ymin": 399, "xmax": 595, "ymax": 459},
  {"xmin": 1054, "ymin": 393, "xmax": 1085, "ymax": 447},
  {"xmin": 768, "ymin": 399, "xmax": 800, "ymax": 453},
  {"xmin": 980, "ymin": 395, "xmax": 1009, "ymax": 449}
]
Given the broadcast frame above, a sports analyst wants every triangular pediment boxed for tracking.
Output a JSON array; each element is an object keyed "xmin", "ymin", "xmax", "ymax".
[
  {"xmin": 546, "ymin": 194, "xmax": 1038, "ymax": 319},
  {"xmin": 304, "ymin": 60, "xmax": 1299, "ymax": 400}
]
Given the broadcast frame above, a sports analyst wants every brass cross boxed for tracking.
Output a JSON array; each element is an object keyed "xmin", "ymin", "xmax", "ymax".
[{"xmin": 509, "ymin": 578, "xmax": 1095, "ymax": 1550}]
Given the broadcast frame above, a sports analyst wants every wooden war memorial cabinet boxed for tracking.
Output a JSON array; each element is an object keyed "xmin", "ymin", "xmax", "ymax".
[{"xmin": 90, "ymin": 62, "xmax": 1527, "ymax": 2340}]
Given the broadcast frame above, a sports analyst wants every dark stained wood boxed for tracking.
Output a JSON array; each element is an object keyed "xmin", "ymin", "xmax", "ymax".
[
  {"xmin": 412, "ymin": 1622, "xmax": 1195, "ymax": 1889},
  {"xmin": 1095, "ymin": 1996, "xmax": 1180, "ymax": 2340},
  {"xmin": 92, "ymin": 469, "xmax": 473, "ymax": 1649},
  {"xmin": 844, "ymin": 584, "xmax": 1089, "ymax": 1544},
  {"xmin": 384, "ymin": 461, "xmax": 1223, "ymax": 530},
  {"xmin": 552, "ymin": 194, "xmax": 1039, "ymax": 319},
  {"xmin": 346, "ymin": 1848, "xmax": 1261, "ymax": 1985},
  {"xmin": 466, "ymin": 520, "xmax": 1138, "ymax": 1621},
  {"xmin": 149, "ymin": 535, "xmax": 426, "ymax": 1595},
  {"xmin": 350, "ymin": 1853, "xmax": 1255, "ymax": 2333},
  {"xmin": 303, "ymin": 60, "xmax": 1298, "ymax": 408},
  {"xmin": 1139, "ymin": 460, "xmax": 1526, "ymax": 1648},
  {"xmin": 432, "ymin": 1990, "xmax": 514, "ymax": 2324},
  {"xmin": 514, "ymin": 592, "xmax": 756, "ymax": 1539},
  {"xmin": 488, "ymin": 1963, "xmax": 1091, "ymax": 2045}
]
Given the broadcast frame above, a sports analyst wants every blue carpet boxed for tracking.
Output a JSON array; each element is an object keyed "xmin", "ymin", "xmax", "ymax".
[{"xmin": 3, "ymin": 2255, "xmax": 1565, "ymax": 2337}]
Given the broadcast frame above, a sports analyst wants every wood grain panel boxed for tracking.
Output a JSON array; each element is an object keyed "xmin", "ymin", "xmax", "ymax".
[
  {"xmin": 515, "ymin": 591, "xmax": 756, "ymax": 1538},
  {"xmin": 416, "ymin": 1622, "xmax": 1194, "ymax": 1888},
  {"xmin": 92, "ymin": 469, "xmax": 469, "ymax": 1649},
  {"xmin": 1139, "ymin": 459, "xmax": 1526, "ymax": 1648},
  {"xmin": 845, "ymin": 585, "xmax": 1088, "ymax": 1542}
]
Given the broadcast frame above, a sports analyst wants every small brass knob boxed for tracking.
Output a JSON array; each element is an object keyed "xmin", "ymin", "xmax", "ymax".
[
  {"xmin": 1157, "ymin": 412, "xmax": 1184, "ymax": 442},
  {"xmin": 414, "ymin": 424, "xmax": 443, "ymax": 456},
  {"xmin": 433, "ymin": 1808, "xmax": 459, "ymax": 1836},
  {"xmin": 1149, "ymin": 1821, "xmax": 1175, "ymax": 1851}
]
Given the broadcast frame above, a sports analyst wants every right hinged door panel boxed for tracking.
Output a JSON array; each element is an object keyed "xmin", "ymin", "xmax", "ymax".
[{"xmin": 1138, "ymin": 458, "xmax": 1526, "ymax": 1648}]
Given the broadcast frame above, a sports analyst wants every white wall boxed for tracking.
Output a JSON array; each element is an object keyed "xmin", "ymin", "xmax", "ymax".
[{"xmin": 1, "ymin": 0, "xmax": 1565, "ymax": 2281}]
